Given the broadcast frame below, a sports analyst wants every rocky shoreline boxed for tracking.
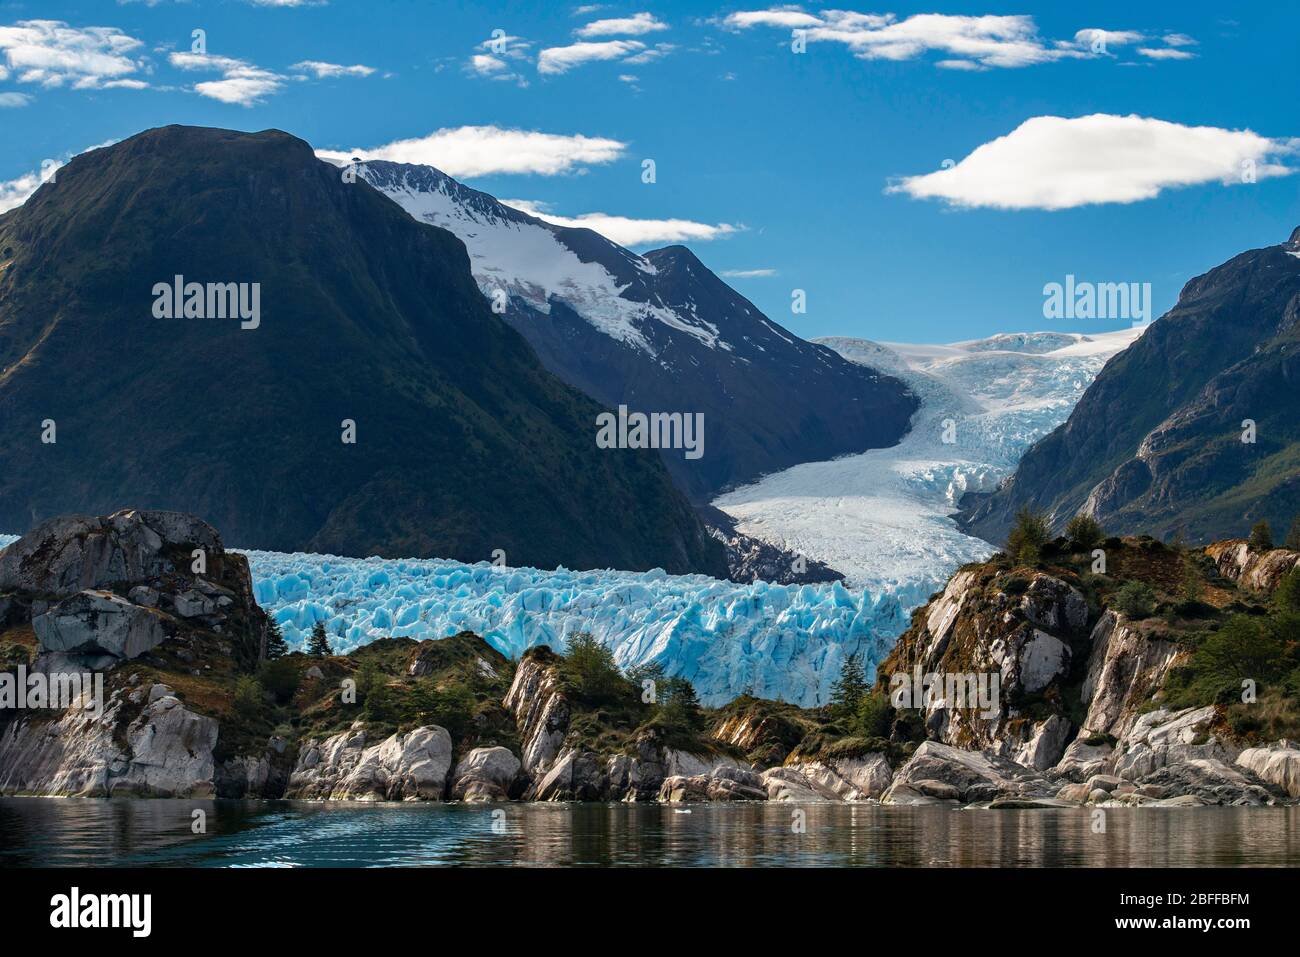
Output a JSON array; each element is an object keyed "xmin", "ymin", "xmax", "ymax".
[{"xmin": 1, "ymin": 510, "xmax": 1298, "ymax": 808}]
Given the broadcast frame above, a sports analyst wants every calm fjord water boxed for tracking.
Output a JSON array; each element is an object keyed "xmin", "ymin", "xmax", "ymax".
[{"xmin": 2, "ymin": 799, "xmax": 1298, "ymax": 867}]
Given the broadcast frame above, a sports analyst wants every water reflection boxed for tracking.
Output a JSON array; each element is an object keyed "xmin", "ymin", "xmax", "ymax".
[{"xmin": 1, "ymin": 799, "xmax": 1297, "ymax": 867}]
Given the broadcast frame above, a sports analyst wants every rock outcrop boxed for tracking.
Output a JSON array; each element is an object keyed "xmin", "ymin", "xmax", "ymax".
[
  {"xmin": 286, "ymin": 724, "xmax": 454, "ymax": 801},
  {"xmin": 882, "ymin": 741, "xmax": 1053, "ymax": 805},
  {"xmin": 1205, "ymin": 542, "xmax": 1300, "ymax": 594},
  {"xmin": 451, "ymin": 746, "xmax": 524, "ymax": 802},
  {"xmin": 0, "ymin": 681, "xmax": 217, "ymax": 797}
]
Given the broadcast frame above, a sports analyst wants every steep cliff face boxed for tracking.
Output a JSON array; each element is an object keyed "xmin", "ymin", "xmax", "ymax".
[
  {"xmin": 960, "ymin": 227, "xmax": 1300, "ymax": 545},
  {"xmin": 875, "ymin": 537, "xmax": 1299, "ymax": 805},
  {"xmin": 0, "ymin": 509, "xmax": 269, "ymax": 796}
]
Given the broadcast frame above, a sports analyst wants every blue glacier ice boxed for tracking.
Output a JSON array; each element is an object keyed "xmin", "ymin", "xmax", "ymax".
[{"xmin": 240, "ymin": 549, "xmax": 909, "ymax": 707}]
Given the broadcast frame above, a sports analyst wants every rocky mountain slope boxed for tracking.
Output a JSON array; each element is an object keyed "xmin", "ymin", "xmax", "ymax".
[
  {"xmin": 354, "ymin": 161, "xmax": 918, "ymax": 503},
  {"xmin": 4, "ymin": 509, "xmax": 1297, "ymax": 806},
  {"xmin": 0, "ymin": 125, "xmax": 722, "ymax": 576},
  {"xmin": 960, "ymin": 227, "xmax": 1300, "ymax": 545}
]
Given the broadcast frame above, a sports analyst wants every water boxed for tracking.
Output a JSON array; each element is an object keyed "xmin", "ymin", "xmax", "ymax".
[{"xmin": 2, "ymin": 799, "xmax": 1297, "ymax": 867}]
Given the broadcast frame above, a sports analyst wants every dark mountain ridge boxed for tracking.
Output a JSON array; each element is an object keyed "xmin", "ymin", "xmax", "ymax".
[
  {"xmin": 960, "ymin": 226, "xmax": 1300, "ymax": 545},
  {"xmin": 357, "ymin": 161, "xmax": 919, "ymax": 503},
  {"xmin": 0, "ymin": 125, "xmax": 725, "ymax": 576}
]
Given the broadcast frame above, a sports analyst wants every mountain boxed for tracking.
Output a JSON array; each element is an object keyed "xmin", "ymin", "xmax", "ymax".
[
  {"xmin": 960, "ymin": 228, "xmax": 1300, "ymax": 546},
  {"xmin": 354, "ymin": 161, "xmax": 918, "ymax": 502},
  {"xmin": 0, "ymin": 125, "xmax": 725, "ymax": 576}
]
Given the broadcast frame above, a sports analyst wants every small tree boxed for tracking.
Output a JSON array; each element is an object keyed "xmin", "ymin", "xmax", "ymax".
[
  {"xmin": 659, "ymin": 676, "xmax": 703, "ymax": 731},
  {"xmin": 265, "ymin": 617, "xmax": 289, "ymax": 660},
  {"xmin": 1249, "ymin": 520, "xmax": 1274, "ymax": 552},
  {"xmin": 306, "ymin": 621, "xmax": 333, "ymax": 658},
  {"xmin": 562, "ymin": 631, "xmax": 621, "ymax": 702},
  {"xmin": 1006, "ymin": 508, "xmax": 1050, "ymax": 565},
  {"xmin": 1274, "ymin": 568, "xmax": 1300, "ymax": 617},
  {"xmin": 1179, "ymin": 560, "xmax": 1204, "ymax": 603},
  {"xmin": 1112, "ymin": 581, "xmax": 1156, "ymax": 619},
  {"xmin": 232, "ymin": 676, "xmax": 265, "ymax": 717},
  {"xmin": 1285, "ymin": 516, "xmax": 1300, "ymax": 551},
  {"xmin": 829, "ymin": 652, "xmax": 867, "ymax": 721},
  {"xmin": 853, "ymin": 691, "xmax": 893, "ymax": 739},
  {"xmin": 1064, "ymin": 513, "xmax": 1104, "ymax": 551}
]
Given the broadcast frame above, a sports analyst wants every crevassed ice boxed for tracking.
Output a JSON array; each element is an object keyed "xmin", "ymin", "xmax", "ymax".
[{"xmin": 240, "ymin": 551, "xmax": 907, "ymax": 708}]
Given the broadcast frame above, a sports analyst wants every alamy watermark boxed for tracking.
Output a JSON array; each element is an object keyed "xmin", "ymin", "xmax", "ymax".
[
  {"xmin": 0, "ymin": 665, "xmax": 103, "ymax": 716},
  {"xmin": 152, "ymin": 275, "xmax": 260, "ymax": 330},
  {"xmin": 596, "ymin": 405, "xmax": 705, "ymax": 460},
  {"xmin": 889, "ymin": 667, "xmax": 1000, "ymax": 720},
  {"xmin": 1043, "ymin": 275, "xmax": 1152, "ymax": 325}
]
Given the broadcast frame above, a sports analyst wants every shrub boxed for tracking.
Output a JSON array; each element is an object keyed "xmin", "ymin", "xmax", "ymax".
[
  {"xmin": 853, "ymin": 692, "xmax": 893, "ymax": 739},
  {"xmin": 1286, "ymin": 516, "xmax": 1300, "ymax": 551},
  {"xmin": 1249, "ymin": 520, "xmax": 1274, "ymax": 552},
  {"xmin": 1064, "ymin": 514, "xmax": 1104, "ymax": 551},
  {"xmin": 256, "ymin": 657, "xmax": 300, "ymax": 705},
  {"xmin": 1274, "ymin": 568, "xmax": 1300, "ymax": 617},
  {"xmin": 1112, "ymin": 581, "xmax": 1156, "ymax": 620},
  {"xmin": 1005, "ymin": 508, "xmax": 1050, "ymax": 565},
  {"xmin": 232, "ymin": 676, "xmax": 265, "ymax": 717}
]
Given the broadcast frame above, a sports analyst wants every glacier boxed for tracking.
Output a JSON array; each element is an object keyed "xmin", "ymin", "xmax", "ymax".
[
  {"xmin": 0, "ymin": 328, "xmax": 1144, "ymax": 708},
  {"xmin": 714, "ymin": 327, "xmax": 1146, "ymax": 597},
  {"xmin": 242, "ymin": 551, "xmax": 906, "ymax": 708}
]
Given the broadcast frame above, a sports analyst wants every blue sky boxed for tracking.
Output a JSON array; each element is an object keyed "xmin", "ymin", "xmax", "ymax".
[{"xmin": 1, "ymin": 0, "xmax": 1296, "ymax": 343}]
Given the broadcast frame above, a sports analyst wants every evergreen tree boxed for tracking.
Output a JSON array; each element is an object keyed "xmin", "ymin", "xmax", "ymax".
[
  {"xmin": 829, "ymin": 652, "xmax": 867, "ymax": 720},
  {"xmin": 660, "ymin": 676, "xmax": 703, "ymax": 731},
  {"xmin": 1285, "ymin": 515, "xmax": 1300, "ymax": 551},
  {"xmin": 1249, "ymin": 520, "xmax": 1274, "ymax": 552},
  {"xmin": 1064, "ymin": 513, "xmax": 1104, "ymax": 551},
  {"xmin": 265, "ymin": 617, "xmax": 289, "ymax": 660},
  {"xmin": 306, "ymin": 621, "xmax": 333, "ymax": 657},
  {"xmin": 1006, "ymin": 508, "xmax": 1050, "ymax": 565}
]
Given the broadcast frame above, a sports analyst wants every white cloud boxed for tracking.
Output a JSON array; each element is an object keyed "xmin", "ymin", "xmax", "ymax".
[
  {"xmin": 290, "ymin": 60, "xmax": 376, "ymax": 78},
  {"xmin": 1139, "ymin": 47, "xmax": 1195, "ymax": 60},
  {"xmin": 576, "ymin": 13, "xmax": 669, "ymax": 38},
  {"xmin": 0, "ymin": 19, "xmax": 146, "ymax": 89},
  {"xmin": 1163, "ymin": 33, "xmax": 1197, "ymax": 47},
  {"xmin": 502, "ymin": 198, "xmax": 738, "ymax": 246},
  {"xmin": 470, "ymin": 53, "xmax": 508, "ymax": 75},
  {"xmin": 317, "ymin": 126, "xmax": 627, "ymax": 177},
  {"xmin": 888, "ymin": 114, "xmax": 1297, "ymax": 210},
  {"xmin": 0, "ymin": 139, "xmax": 115, "ymax": 213},
  {"xmin": 724, "ymin": 11, "xmax": 1188, "ymax": 70},
  {"xmin": 623, "ymin": 43, "xmax": 675, "ymax": 65},
  {"xmin": 538, "ymin": 39, "xmax": 644, "ymax": 74},
  {"xmin": 169, "ymin": 49, "xmax": 284, "ymax": 105},
  {"xmin": 720, "ymin": 268, "xmax": 776, "ymax": 278},
  {"xmin": 467, "ymin": 34, "xmax": 531, "ymax": 84},
  {"xmin": 0, "ymin": 91, "xmax": 33, "ymax": 106}
]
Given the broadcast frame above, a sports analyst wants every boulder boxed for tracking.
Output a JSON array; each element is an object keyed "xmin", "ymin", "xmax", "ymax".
[
  {"xmin": 286, "ymin": 724, "xmax": 453, "ymax": 800},
  {"xmin": 1014, "ymin": 714, "xmax": 1072, "ymax": 771},
  {"xmin": 530, "ymin": 748, "xmax": 606, "ymax": 801},
  {"xmin": 0, "ymin": 509, "xmax": 220, "ymax": 596},
  {"xmin": 1235, "ymin": 742, "xmax": 1300, "ymax": 798},
  {"xmin": 1019, "ymin": 575, "xmax": 1088, "ymax": 634},
  {"xmin": 33, "ymin": 590, "xmax": 169, "ymax": 663},
  {"xmin": 451, "ymin": 746, "xmax": 522, "ymax": 802},
  {"xmin": 882, "ymin": 741, "xmax": 1053, "ymax": 804}
]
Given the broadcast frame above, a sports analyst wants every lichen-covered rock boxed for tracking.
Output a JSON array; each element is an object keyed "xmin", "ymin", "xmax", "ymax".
[
  {"xmin": 1019, "ymin": 575, "xmax": 1088, "ymax": 634},
  {"xmin": 0, "ymin": 510, "xmax": 221, "ymax": 596},
  {"xmin": 660, "ymin": 765, "xmax": 766, "ymax": 802},
  {"xmin": 451, "ymin": 746, "xmax": 523, "ymax": 802},
  {"xmin": 286, "ymin": 724, "xmax": 453, "ymax": 800},
  {"xmin": 0, "ymin": 682, "xmax": 217, "ymax": 797},
  {"xmin": 1077, "ymin": 612, "xmax": 1185, "ymax": 738}
]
